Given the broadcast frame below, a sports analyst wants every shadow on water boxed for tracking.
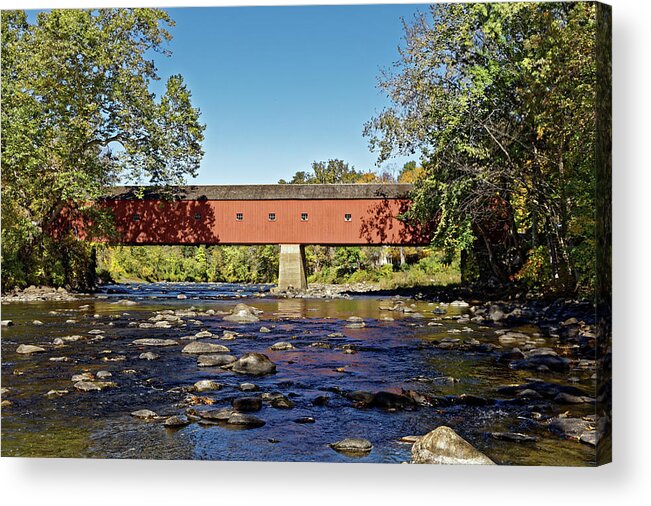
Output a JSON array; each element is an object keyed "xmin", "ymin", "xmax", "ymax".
[{"xmin": 1, "ymin": 283, "xmax": 595, "ymax": 465}]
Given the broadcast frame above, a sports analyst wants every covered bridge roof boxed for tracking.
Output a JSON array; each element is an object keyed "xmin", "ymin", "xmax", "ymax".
[{"xmin": 104, "ymin": 183, "xmax": 414, "ymax": 201}]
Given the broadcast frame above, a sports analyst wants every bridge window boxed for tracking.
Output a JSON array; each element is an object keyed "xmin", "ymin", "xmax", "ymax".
[
  {"xmin": 236, "ymin": 213, "xmax": 243, "ymax": 221},
  {"xmin": 344, "ymin": 213, "xmax": 352, "ymax": 222},
  {"xmin": 194, "ymin": 213, "xmax": 201, "ymax": 221},
  {"xmin": 301, "ymin": 213, "xmax": 308, "ymax": 221},
  {"xmin": 268, "ymin": 213, "xmax": 276, "ymax": 221},
  {"xmin": 132, "ymin": 213, "xmax": 141, "ymax": 222}
]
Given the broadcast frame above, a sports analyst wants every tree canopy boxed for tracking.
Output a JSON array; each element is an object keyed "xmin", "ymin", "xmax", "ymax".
[
  {"xmin": 1, "ymin": 9, "xmax": 205, "ymax": 289},
  {"xmin": 364, "ymin": 2, "xmax": 602, "ymax": 293}
]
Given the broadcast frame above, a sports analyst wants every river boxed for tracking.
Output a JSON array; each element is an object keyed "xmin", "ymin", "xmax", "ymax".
[{"xmin": 1, "ymin": 282, "xmax": 595, "ymax": 465}]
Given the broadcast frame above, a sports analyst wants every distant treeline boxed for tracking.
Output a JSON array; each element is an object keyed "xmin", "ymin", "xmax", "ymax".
[{"xmin": 97, "ymin": 245, "xmax": 460, "ymax": 289}]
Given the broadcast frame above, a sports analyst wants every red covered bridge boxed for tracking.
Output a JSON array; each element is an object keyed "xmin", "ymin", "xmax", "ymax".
[{"xmin": 101, "ymin": 183, "xmax": 431, "ymax": 289}]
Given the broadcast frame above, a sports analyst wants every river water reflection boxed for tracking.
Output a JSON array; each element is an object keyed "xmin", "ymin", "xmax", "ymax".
[{"xmin": 1, "ymin": 283, "xmax": 595, "ymax": 465}]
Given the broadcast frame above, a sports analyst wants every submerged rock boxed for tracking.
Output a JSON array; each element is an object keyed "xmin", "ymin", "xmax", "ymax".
[
  {"xmin": 489, "ymin": 432, "xmax": 538, "ymax": 443},
  {"xmin": 225, "ymin": 412, "xmax": 265, "ymax": 428},
  {"xmin": 549, "ymin": 416, "xmax": 594, "ymax": 440},
  {"xmin": 232, "ymin": 396, "xmax": 263, "ymax": 412},
  {"xmin": 231, "ymin": 353, "xmax": 277, "ymax": 376},
  {"xmin": 510, "ymin": 354, "xmax": 571, "ymax": 373},
  {"xmin": 412, "ymin": 426, "xmax": 495, "ymax": 465},
  {"xmin": 198, "ymin": 407, "xmax": 235, "ymax": 421}
]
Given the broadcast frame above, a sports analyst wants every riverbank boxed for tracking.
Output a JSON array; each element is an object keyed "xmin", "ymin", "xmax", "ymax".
[{"xmin": 1, "ymin": 285, "xmax": 85, "ymax": 302}]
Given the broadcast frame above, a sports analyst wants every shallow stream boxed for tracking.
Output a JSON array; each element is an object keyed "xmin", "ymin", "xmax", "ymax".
[{"xmin": 1, "ymin": 283, "xmax": 595, "ymax": 465}]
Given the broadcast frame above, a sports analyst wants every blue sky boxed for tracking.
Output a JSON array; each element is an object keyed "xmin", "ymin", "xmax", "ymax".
[{"xmin": 149, "ymin": 4, "xmax": 426, "ymax": 184}]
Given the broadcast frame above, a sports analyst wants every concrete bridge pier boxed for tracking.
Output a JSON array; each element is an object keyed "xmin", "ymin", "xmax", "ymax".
[{"xmin": 278, "ymin": 244, "xmax": 307, "ymax": 290}]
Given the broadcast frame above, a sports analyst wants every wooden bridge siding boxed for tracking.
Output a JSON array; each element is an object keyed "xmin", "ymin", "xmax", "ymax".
[{"xmin": 104, "ymin": 198, "xmax": 427, "ymax": 246}]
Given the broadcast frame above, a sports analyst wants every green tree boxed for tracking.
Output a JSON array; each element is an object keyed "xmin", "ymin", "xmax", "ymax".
[
  {"xmin": 279, "ymin": 159, "xmax": 363, "ymax": 185},
  {"xmin": 1, "ymin": 9, "xmax": 205, "ymax": 289},
  {"xmin": 364, "ymin": 2, "xmax": 600, "ymax": 292}
]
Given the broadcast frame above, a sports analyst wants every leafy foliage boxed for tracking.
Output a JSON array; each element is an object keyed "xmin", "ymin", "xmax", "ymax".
[
  {"xmin": 364, "ymin": 2, "xmax": 601, "ymax": 293},
  {"xmin": 1, "ymin": 9, "xmax": 205, "ymax": 289}
]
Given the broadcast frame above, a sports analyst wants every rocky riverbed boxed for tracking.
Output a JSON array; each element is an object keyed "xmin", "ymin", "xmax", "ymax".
[{"xmin": 1, "ymin": 282, "xmax": 602, "ymax": 464}]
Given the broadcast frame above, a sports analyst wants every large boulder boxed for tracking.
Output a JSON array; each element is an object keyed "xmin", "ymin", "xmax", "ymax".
[
  {"xmin": 231, "ymin": 353, "xmax": 277, "ymax": 376},
  {"xmin": 223, "ymin": 303, "xmax": 261, "ymax": 323},
  {"xmin": 412, "ymin": 426, "xmax": 495, "ymax": 465}
]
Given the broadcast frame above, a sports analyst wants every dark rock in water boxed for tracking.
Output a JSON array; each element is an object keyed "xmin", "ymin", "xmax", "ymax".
[
  {"xmin": 369, "ymin": 391, "xmax": 416, "ymax": 411},
  {"xmin": 232, "ymin": 396, "xmax": 262, "ymax": 412},
  {"xmin": 553, "ymin": 392, "xmax": 594, "ymax": 404},
  {"xmin": 498, "ymin": 381, "xmax": 590, "ymax": 400},
  {"xmin": 270, "ymin": 395, "xmax": 295, "ymax": 409},
  {"xmin": 198, "ymin": 407, "xmax": 235, "ymax": 421},
  {"xmin": 489, "ymin": 432, "xmax": 538, "ymax": 443},
  {"xmin": 515, "ymin": 389, "xmax": 544, "ymax": 400},
  {"xmin": 225, "ymin": 412, "xmax": 265, "ymax": 428},
  {"xmin": 579, "ymin": 431, "xmax": 599, "ymax": 447},
  {"xmin": 412, "ymin": 426, "xmax": 495, "ymax": 465},
  {"xmin": 347, "ymin": 390, "xmax": 375, "ymax": 405},
  {"xmin": 401, "ymin": 389, "xmax": 431, "ymax": 406},
  {"xmin": 312, "ymin": 395, "xmax": 330, "ymax": 406},
  {"xmin": 549, "ymin": 416, "xmax": 593, "ymax": 440},
  {"xmin": 294, "ymin": 416, "xmax": 316, "ymax": 424},
  {"xmin": 330, "ymin": 438, "xmax": 373, "ymax": 455},
  {"xmin": 499, "ymin": 349, "xmax": 526, "ymax": 362},
  {"xmin": 164, "ymin": 415, "xmax": 191, "ymax": 428},
  {"xmin": 231, "ymin": 353, "xmax": 277, "ymax": 376},
  {"xmin": 451, "ymin": 394, "xmax": 493, "ymax": 406},
  {"xmin": 510, "ymin": 354, "xmax": 571, "ymax": 373},
  {"xmin": 197, "ymin": 354, "xmax": 237, "ymax": 367}
]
